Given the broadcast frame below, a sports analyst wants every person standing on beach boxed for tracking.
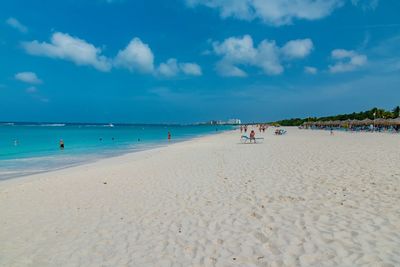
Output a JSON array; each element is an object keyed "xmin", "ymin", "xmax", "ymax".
[
  {"xmin": 168, "ymin": 131, "xmax": 171, "ymax": 141},
  {"xmin": 250, "ymin": 130, "xmax": 256, "ymax": 143}
]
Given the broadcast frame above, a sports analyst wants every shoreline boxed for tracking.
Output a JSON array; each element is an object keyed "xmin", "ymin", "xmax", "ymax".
[
  {"xmin": 1, "ymin": 127, "xmax": 399, "ymax": 266},
  {"xmin": 0, "ymin": 130, "xmax": 234, "ymax": 186},
  {"xmin": 0, "ymin": 128, "xmax": 234, "ymax": 182}
]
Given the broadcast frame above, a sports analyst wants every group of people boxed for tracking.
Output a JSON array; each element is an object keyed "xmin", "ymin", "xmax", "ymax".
[
  {"xmin": 240, "ymin": 124, "xmax": 268, "ymax": 133},
  {"xmin": 258, "ymin": 124, "xmax": 268, "ymax": 133},
  {"xmin": 240, "ymin": 124, "xmax": 269, "ymax": 143},
  {"xmin": 58, "ymin": 132, "xmax": 172, "ymax": 150}
]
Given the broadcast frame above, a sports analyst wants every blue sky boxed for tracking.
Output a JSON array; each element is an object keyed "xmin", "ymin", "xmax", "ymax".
[{"xmin": 1, "ymin": 0, "xmax": 399, "ymax": 123}]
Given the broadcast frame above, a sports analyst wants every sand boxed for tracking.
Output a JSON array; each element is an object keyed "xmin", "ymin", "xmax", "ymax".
[{"xmin": 0, "ymin": 127, "xmax": 399, "ymax": 267}]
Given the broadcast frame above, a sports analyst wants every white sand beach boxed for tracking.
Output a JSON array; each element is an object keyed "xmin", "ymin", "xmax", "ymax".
[{"xmin": 1, "ymin": 127, "xmax": 399, "ymax": 267}]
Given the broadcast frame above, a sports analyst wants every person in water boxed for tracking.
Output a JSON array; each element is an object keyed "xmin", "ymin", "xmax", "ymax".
[
  {"xmin": 168, "ymin": 131, "xmax": 171, "ymax": 141},
  {"xmin": 59, "ymin": 139, "xmax": 65, "ymax": 149}
]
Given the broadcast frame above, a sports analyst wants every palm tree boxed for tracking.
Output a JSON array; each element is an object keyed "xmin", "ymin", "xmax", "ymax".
[{"xmin": 393, "ymin": 106, "xmax": 400, "ymax": 118}]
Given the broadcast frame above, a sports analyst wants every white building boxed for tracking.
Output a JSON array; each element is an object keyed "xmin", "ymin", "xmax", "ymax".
[{"xmin": 226, "ymin": 119, "xmax": 241, "ymax": 125}]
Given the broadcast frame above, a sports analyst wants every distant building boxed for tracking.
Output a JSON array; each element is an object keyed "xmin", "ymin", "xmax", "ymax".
[
  {"xmin": 226, "ymin": 119, "xmax": 241, "ymax": 125},
  {"xmin": 199, "ymin": 119, "xmax": 241, "ymax": 125}
]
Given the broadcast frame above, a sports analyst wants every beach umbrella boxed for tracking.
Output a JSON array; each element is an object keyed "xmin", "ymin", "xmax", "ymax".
[
  {"xmin": 350, "ymin": 120, "xmax": 359, "ymax": 126},
  {"xmin": 374, "ymin": 118, "xmax": 387, "ymax": 126},
  {"xmin": 389, "ymin": 117, "xmax": 400, "ymax": 126},
  {"xmin": 340, "ymin": 119, "xmax": 351, "ymax": 127},
  {"xmin": 360, "ymin": 118, "xmax": 373, "ymax": 125},
  {"xmin": 332, "ymin": 120, "xmax": 341, "ymax": 126}
]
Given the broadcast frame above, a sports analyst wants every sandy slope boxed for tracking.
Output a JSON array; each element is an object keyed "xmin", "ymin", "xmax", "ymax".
[{"xmin": 0, "ymin": 127, "xmax": 399, "ymax": 267}]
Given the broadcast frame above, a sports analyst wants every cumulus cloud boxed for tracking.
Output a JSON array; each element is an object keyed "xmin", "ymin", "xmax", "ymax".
[
  {"xmin": 180, "ymin": 63, "xmax": 203, "ymax": 76},
  {"xmin": 281, "ymin": 39, "xmax": 314, "ymax": 59},
  {"xmin": 304, "ymin": 66, "xmax": 318, "ymax": 74},
  {"xmin": 21, "ymin": 32, "xmax": 201, "ymax": 77},
  {"xmin": 157, "ymin": 59, "xmax": 203, "ymax": 77},
  {"xmin": 114, "ymin": 38, "xmax": 155, "ymax": 73},
  {"xmin": 157, "ymin": 58, "xmax": 180, "ymax": 77},
  {"xmin": 212, "ymin": 35, "xmax": 313, "ymax": 77},
  {"xmin": 329, "ymin": 49, "xmax": 367, "ymax": 73},
  {"xmin": 6, "ymin": 17, "xmax": 28, "ymax": 33},
  {"xmin": 186, "ymin": 0, "xmax": 342, "ymax": 26},
  {"xmin": 216, "ymin": 63, "xmax": 248, "ymax": 77},
  {"xmin": 22, "ymin": 32, "xmax": 111, "ymax": 72},
  {"xmin": 15, "ymin": 72, "xmax": 42, "ymax": 84}
]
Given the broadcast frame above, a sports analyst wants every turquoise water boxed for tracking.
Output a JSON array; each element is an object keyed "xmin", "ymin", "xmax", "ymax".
[{"xmin": 0, "ymin": 123, "xmax": 233, "ymax": 180}]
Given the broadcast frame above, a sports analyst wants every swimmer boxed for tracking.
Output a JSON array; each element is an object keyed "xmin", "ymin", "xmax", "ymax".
[{"xmin": 59, "ymin": 139, "xmax": 65, "ymax": 149}]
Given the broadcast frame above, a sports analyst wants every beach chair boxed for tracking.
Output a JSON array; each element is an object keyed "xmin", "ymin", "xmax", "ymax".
[
  {"xmin": 274, "ymin": 129, "xmax": 287, "ymax": 135},
  {"xmin": 240, "ymin": 135, "xmax": 264, "ymax": 144}
]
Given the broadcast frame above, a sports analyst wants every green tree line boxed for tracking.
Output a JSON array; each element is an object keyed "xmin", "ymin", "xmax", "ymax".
[{"xmin": 272, "ymin": 106, "xmax": 400, "ymax": 126}]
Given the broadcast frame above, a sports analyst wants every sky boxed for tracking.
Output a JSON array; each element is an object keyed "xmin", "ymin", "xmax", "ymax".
[{"xmin": 0, "ymin": 0, "xmax": 399, "ymax": 123}]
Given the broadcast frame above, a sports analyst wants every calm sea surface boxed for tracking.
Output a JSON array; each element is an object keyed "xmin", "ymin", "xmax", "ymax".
[{"xmin": 0, "ymin": 123, "xmax": 233, "ymax": 180}]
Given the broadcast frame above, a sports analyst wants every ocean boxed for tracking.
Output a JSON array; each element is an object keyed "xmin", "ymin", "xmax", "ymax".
[{"xmin": 0, "ymin": 123, "xmax": 233, "ymax": 180}]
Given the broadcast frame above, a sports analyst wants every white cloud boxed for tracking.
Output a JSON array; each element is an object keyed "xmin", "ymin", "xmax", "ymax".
[
  {"xmin": 180, "ymin": 62, "xmax": 202, "ymax": 76},
  {"xmin": 114, "ymin": 38, "xmax": 154, "ymax": 73},
  {"xmin": 257, "ymin": 40, "xmax": 285, "ymax": 75},
  {"xmin": 186, "ymin": 0, "xmax": 342, "ymax": 26},
  {"xmin": 22, "ymin": 32, "xmax": 111, "ymax": 72},
  {"xmin": 21, "ymin": 32, "xmax": 201, "ymax": 78},
  {"xmin": 216, "ymin": 62, "xmax": 248, "ymax": 77},
  {"xmin": 281, "ymin": 39, "xmax": 314, "ymax": 59},
  {"xmin": 329, "ymin": 49, "xmax": 367, "ymax": 73},
  {"xmin": 304, "ymin": 66, "xmax": 318, "ymax": 74},
  {"xmin": 157, "ymin": 58, "xmax": 203, "ymax": 77},
  {"xmin": 157, "ymin": 58, "xmax": 180, "ymax": 77},
  {"xmin": 15, "ymin": 72, "xmax": 42, "ymax": 84},
  {"xmin": 6, "ymin": 17, "xmax": 28, "ymax": 33},
  {"xmin": 212, "ymin": 35, "xmax": 313, "ymax": 77}
]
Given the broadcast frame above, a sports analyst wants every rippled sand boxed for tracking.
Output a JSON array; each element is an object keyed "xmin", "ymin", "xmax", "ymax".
[{"xmin": 1, "ymin": 127, "xmax": 399, "ymax": 266}]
